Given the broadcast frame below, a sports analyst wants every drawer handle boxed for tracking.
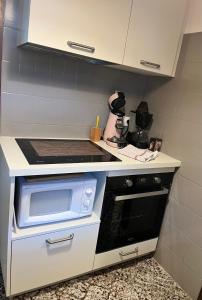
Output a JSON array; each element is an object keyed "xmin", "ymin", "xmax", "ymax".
[
  {"xmin": 115, "ymin": 187, "xmax": 169, "ymax": 202},
  {"xmin": 140, "ymin": 60, "xmax": 160, "ymax": 69},
  {"xmin": 46, "ymin": 234, "xmax": 74, "ymax": 245},
  {"xmin": 119, "ymin": 247, "xmax": 138, "ymax": 257},
  {"xmin": 67, "ymin": 41, "xmax": 95, "ymax": 53}
]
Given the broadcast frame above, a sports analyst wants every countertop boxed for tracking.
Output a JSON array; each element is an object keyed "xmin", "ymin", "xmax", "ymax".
[{"xmin": 0, "ymin": 136, "xmax": 181, "ymax": 176}]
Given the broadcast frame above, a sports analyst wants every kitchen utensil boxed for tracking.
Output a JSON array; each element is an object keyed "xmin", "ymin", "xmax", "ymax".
[{"xmin": 90, "ymin": 127, "xmax": 102, "ymax": 142}]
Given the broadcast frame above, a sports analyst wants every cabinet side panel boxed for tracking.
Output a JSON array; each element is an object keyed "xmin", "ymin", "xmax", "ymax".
[
  {"xmin": 93, "ymin": 172, "xmax": 106, "ymax": 218},
  {"xmin": 0, "ymin": 148, "xmax": 15, "ymax": 296},
  {"xmin": 171, "ymin": 0, "xmax": 189, "ymax": 76},
  {"xmin": 18, "ymin": 0, "xmax": 31, "ymax": 45}
]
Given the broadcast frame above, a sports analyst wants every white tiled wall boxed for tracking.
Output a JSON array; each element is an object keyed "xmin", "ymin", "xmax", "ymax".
[
  {"xmin": 1, "ymin": 0, "xmax": 146, "ymax": 138},
  {"xmin": 146, "ymin": 33, "xmax": 202, "ymax": 299}
]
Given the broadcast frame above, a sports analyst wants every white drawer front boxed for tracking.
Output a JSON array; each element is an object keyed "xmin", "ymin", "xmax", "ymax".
[
  {"xmin": 94, "ymin": 238, "xmax": 158, "ymax": 270},
  {"xmin": 11, "ymin": 224, "xmax": 99, "ymax": 295}
]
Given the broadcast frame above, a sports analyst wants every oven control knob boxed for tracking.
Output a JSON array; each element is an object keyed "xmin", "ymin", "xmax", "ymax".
[
  {"xmin": 85, "ymin": 188, "xmax": 93, "ymax": 196},
  {"xmin": 125, "ymin": 179, "xmax": 133, "ymax": 187},
  {"xmin": 154, "ymin": 176, "xmax": 161, "ymax": 184},
  {"xmin": 139, "ymin": 177, "xmax": 147, "ymax": 184}
]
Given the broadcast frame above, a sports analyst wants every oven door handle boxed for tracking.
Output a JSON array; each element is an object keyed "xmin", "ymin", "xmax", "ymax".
[
  {"xmin": 119, "ymin": 247, "xmax": 139, "ymax": 257},
  {"xmin": 114, "ymin": 187, "xmax": 169, "ymax": 202}
]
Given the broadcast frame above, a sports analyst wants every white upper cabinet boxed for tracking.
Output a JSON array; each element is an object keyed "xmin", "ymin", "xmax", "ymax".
[
  {"xmin": 19, "ymin": 0, "xmax": 132, "ymax": 64},
  {"xmin": 19, "ymin": 0, "xmax": 187, "ymax": 76},
  {"xmin": 123, "ymin": 0, "xmax": 187, "ymax": 76}
]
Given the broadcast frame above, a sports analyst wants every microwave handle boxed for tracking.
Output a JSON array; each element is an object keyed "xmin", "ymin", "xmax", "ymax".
[
  {"xmin": 46, "ymin": 233, "xmax": 74, "ymax": 245},
  {"xmin": 115, "ymin": 187, "xmax": 169, "ymax": 202}
]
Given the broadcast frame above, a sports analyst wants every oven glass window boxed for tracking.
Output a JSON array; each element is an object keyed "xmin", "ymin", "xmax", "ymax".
[
  {"xmin": 30, "ymin": 190, "xmax": 72, "ymax": 216},
  {"xmin": 96, "ymin": 193, "xmax": 167, "ymax": 253}
]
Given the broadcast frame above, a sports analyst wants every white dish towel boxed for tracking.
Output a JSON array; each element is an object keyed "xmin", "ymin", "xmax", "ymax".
[{"xmin": 118, "ymin": 144, "xmax": 159, "ymax": 162}]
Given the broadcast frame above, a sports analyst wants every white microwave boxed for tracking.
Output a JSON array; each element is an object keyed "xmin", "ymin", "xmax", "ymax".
[{"xmin": 16, "ymin": 173, "xmax": 97, "ymax": 228}]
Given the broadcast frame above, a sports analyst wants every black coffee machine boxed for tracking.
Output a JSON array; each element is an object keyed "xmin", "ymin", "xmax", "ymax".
[{"xmin": 127, "ymin": 101, "xmax": 153, "ymax": 149}]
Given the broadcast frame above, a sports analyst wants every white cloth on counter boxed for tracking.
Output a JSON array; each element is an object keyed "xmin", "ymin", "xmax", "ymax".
[{"xmin": 118, "ymin": 144, "xmax": 159, "ymax": 162}]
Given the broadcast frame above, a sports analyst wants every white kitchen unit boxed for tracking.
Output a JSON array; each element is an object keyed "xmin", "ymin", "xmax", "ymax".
[
  {"xmin": 18, "ymin": 0, "xmax": 132, "ymax": 64},
  {"xmin": 123, "ymin": 0, "xmax": 188, "ymax": 76},
  {"xmin": 0, "ymin": 138, "xmax": 181, "ymax": 177},
  {"xmin": 11, "ymin": 224, "xmax": 99, "ymax": 295},
  {"xmin": 94, "ymin": 238, "xmax": 158, "ymax": 270},
  {"xmin": 0, "ymin": 137, "xmax": 181, "ymax": 296}
]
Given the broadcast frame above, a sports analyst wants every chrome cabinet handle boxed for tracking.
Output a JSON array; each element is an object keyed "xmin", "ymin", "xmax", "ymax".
[
  {"xmin": 46, "ymin": 234, "xmax": 74, "ymax": 245},
  {"xmin": 67, "ymin": 41, "xmax": 95, "ymax": 53},
  {"xmin": 115, "ymin": 187, "xmax": 169, "ymax": 202},
  {"xmin": 119, "ymin": 247, "xmax": 138, "ymax": 257},
  {"xmin": 140, "ymin": 60, "xmax": 160, "ymax": 69}
]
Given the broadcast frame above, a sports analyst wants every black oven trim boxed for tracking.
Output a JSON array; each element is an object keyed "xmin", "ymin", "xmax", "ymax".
[{"xmin": 96, "ymin": 172, "xmax": 174, "ymax": 254}]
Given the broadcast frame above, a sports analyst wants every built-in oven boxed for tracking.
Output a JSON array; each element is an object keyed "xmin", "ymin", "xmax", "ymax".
[{"xmin": 96, "ymin": 172, "xmax": 174, "ymax": 254}]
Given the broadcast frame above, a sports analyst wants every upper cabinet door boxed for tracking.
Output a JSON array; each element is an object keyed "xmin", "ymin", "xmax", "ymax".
[
  {"xmin": 123, "ymin": 0, "xmax": 187, "ymax": 76},
  {"xmin": 22, "ymin": 0, "xmax": 132, "ymax": 64}
]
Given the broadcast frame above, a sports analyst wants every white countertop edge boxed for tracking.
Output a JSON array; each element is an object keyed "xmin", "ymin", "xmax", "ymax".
[
  {"xmin": 0, "ymin": 136, "xmax": 181, "ymax": 177},
  {"xmin": 8, "ymin": 161, "xmax": 181, "ymax": 177},
  {"xmin": 12, "ymin": 212, "xmax": 100, "ymax": 240}
]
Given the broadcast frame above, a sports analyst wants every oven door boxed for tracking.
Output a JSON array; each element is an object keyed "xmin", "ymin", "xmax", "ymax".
[{"xmin": 96, "ymin": 188, "xmax": 168, "ymax": 253}]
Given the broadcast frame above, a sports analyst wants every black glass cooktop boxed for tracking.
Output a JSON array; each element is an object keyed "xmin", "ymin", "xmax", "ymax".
[{"xmin": 16, "ymin": 139, "xmax": 121, "ymax": 165}]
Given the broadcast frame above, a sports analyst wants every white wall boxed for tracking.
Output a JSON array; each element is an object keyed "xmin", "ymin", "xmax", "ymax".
[
  {"xmin": 185, "ymin": 0, "xmax": 202, "ymax": 33},
  {"xmin": 146, "ymin": 32, "xmax": 202, "ymax": 299},
  {"xmin": 1, "ymin": 0, "xmax": 146, "ymax": 138}
]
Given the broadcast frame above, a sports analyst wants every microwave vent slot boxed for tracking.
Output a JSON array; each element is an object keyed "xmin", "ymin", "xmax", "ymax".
[{"xmin": 25, "ymin": 173, "xmax": 84, "ymax": 183}]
